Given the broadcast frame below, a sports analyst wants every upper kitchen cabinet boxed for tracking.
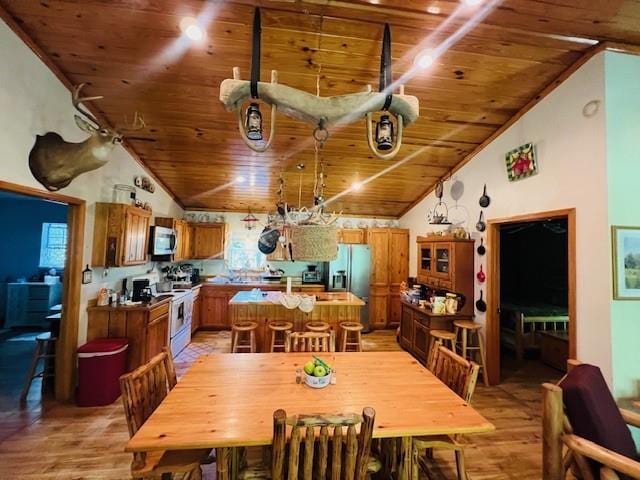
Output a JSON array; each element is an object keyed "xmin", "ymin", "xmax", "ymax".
[
  {"xmin": 337, "ymin": 229, "xmax": 366, "ymax": 244},
  {"xmin": 155, "ymin": 217, "xmax": 191, "ymax": 261},
  {"xmin": 92, "ymin": 203, "xmax": 151, "ymax": 267},
  {"xmin": 416, "ymin": 235, "xmax": 474, "ymax": 315},
  {"xmin": 191, "ymin": 223, "xmax": 227, "ymax": 260}
]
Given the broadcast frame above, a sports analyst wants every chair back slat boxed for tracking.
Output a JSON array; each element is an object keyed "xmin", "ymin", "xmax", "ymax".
[
  {"xmin": 429, "ymin": 345, "xmax": 479, "ymax": 403},
  {"xmin": 286, "ymin": 331, "xmax": 335, "ymax": 353},
  {"xmin": 272, "ymin": 408, "xmax": 375, "ymax": 480},
  {"xmin": 303, "ymin": 426, "xmax": 315, "ymax": 480}
]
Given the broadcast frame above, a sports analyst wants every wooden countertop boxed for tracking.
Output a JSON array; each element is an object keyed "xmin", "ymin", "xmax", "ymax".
[
  {"xmin": 87, "ymin": 295, "xmax": 172, "ymax": 312},
  {"xmin": 229, "ymin": 291, "xmax": 365, "ymax": 306},
  {"xmin": 203, "ymin": 281, "xmax": 325, "ymax": 289},
  {"xmin": 401, "ymin": 299, "xmax": 472, "ymax": 318}
]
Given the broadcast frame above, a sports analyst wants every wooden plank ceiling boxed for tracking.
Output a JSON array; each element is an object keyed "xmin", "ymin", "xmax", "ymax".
[{"xmin": 2, "ymin": 0, "xmax": 639, "ymax": 217}]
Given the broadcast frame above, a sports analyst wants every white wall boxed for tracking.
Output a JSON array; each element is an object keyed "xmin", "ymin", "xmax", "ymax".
[
  {"xmin": 0, "ymin": 19, "xmax": 183, "ymax": 344},
  {"xmin": 400, "ymin": 54, "xmax": 613, "ymax": 381}
]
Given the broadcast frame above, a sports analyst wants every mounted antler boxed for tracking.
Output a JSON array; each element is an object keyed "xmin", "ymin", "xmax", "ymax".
[{"xmin": 29, "ymin": 83, "xmax": 143, "ymax": 191}]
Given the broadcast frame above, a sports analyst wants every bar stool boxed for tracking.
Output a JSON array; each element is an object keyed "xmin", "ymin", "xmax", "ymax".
[
  {"xmin": 21, "ymin": 332, "xmax": 57, "ymax": 403},
  {"xmin": 305, "ymin": 321, "xmax": 330, "ymax": 333},
  {"xmin": 427, "ymin": 330, "xmax": 457, "ymax": 367},
  {"xmin": 339, "ymin": 322, "xmax": 363, "ymax": 352},
  {"xmin": 267, "ymin": 321, "xmax": 293, "ymax": 352},
  {"xmin": 231, "ymin": 321, "xmax": 258, "ymax": 353},
  {"xmin": 453, "ymin": 320, "xmax": 489, "ymax": 386}
]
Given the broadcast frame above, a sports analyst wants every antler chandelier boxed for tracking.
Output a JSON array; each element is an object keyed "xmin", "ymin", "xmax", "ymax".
[{"xmin": 219, "ymin": 8, "xmax": 420, "ymax": 161}]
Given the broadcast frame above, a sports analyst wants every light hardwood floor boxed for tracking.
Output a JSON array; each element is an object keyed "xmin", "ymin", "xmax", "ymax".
[{"xmin": 0, "ymin": 330, "xmax": 558, "ymax": 479}]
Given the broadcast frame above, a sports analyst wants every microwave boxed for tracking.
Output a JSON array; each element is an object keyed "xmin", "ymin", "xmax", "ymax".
[{"xmin": 149, "ymin": 226, "xmax": 176, "ymax": 256}]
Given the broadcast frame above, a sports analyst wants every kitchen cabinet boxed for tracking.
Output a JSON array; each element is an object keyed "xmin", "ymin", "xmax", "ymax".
[
  {"xmin": 92, "ymin": 203, "xmax": 151, "ymax": 267},
  {"xmin": 200, "ymin": 288, "xmax": 231, "ymax": 329},
  {"xmin": 155, "ymin": 217, "xmax": 190, "ymax": 261},
  {"xmin": 399, "ymin": 301, "xmax": 473, "ymax": 365},
  {"xmin": 87, "ymin": 299, "xmax": 170, "ymax": 371},
  {"xmin": 367, "ymin": 228, "xmax": 409, "ymax": 329},
  {"xmin": 416, "ymin": 236, "xmax": 474, "ymax": 315},
  {"xmin": 191, "ymin": 223, "xmax": 227, "ymax": 260},
  {"xmin": 266, "ymin": 242, "xmax": 290, "ymax": 261},
  {"xmin": 191, "ymin": 286, "xmax": 201, "ymax": 333},
  {"xmin": 337, "ymin": 229, "xmax": 366, "ymax": 244}
]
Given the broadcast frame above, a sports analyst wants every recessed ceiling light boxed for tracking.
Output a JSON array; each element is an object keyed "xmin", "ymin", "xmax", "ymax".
[
  {"xmin": 414, "ymin": 50, "xmax": 435, "ymax": 69},
  {"xmin": 351, "ymin": 181, "xmax": 363, "ymax": 191},
  {"xmin": 462, "ymin": 0, "xmax": 482, "ymax": 5},
  {"xmin": 180, "ymin": 16, "xmax": 204, "ymax": 41},
  {"xmin": 235, "ymin": 176, "xmax": 246, "ymax": 184},
  {"xmin": 426, "ymin": 5, "xmax": 441, "ymax": 14}
]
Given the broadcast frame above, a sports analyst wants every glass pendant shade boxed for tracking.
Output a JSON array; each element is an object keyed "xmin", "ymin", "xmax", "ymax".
[
  {"xmin": 246, "ymin": 103, "xmax": 263, "ymax": 141},
  {"xmin": 376, "ymin": 114, "xmax": 394, "ymax": 151}
]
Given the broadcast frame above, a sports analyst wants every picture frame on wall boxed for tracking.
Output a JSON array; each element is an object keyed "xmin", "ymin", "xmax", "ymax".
[
  {"xmin": 611, "ymin": 226, "xmax": 640, "ymax": 300},
  {"xmin": 505, "ymin": 142, "xmax": 538, "ymax": 181}
]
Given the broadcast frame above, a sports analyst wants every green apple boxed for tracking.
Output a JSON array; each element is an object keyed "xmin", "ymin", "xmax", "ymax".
[
  {"xmin": 313, "ymin": 365, "xmax": 327, "ymax": 377},
  {"xmin": 303, "ymin": 361, "xmax": 315, "ymax": 375}
]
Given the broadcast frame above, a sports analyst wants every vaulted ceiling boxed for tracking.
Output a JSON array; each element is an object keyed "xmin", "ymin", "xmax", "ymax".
[{"xmin": 2, "ymin": 0, "xmax": 640, "ymax": 217}]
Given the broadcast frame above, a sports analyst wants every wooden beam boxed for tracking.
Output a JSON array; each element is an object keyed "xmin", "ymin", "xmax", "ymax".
[
  {"xmin": 399, "ymin": 43, "xmax": 606, "ymax": 217},
  {"xmin": 0, "ymin": 3, "xmax": 184, "ymax": 209}
]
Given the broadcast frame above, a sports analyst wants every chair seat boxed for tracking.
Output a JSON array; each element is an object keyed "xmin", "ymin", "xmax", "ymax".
[
  {"xmin": 306, "ymin": 321, "xmax": 330, "ymax": 332},
  {"xmin": 233, "ymin": 322, "xmax": 259, "ymax": 331},
  {"xmin": 132, "ymin": 448, "xmax": 212, "ymax": 477},
  {"xmin": 340, "ymin": 321, "xmax": 363, "ymax": 331},
  {"xmin": 453, "ymin": 320, "xmax": 482, "ymax": 330},
  {"xmin": 413, "ymin": 434, "xmax": 463, "ymax": 450},
  {"xmin": 268, "ymin": 321, "xmax": 293, "ymax": 331}
]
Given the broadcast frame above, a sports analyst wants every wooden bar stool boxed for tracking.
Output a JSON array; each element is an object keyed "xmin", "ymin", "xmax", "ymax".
[
  {"xmin": 20, "ymin": 332, "xmax": 57, "ymax": 402},
  {"xmin": 267, "ymin": 321, "xmax": 293, "ymax": 352},
  {"xmin": 339, "ymin": 322, "xmax": 364, "ymax": 352},
  {"xmin": 427, "ymin": 330, "xmax": 456, "ymax": 367},
  {"xmin": 305, "ymin": 321, "xmax": 330, "ymax": 333},
  {"xmin": 231, "ymin": 322, "xmax": 258, "ymax": 353},
  {"xmin": 453, "ymin": 320, "xmax": 489, "ymax": 386}
]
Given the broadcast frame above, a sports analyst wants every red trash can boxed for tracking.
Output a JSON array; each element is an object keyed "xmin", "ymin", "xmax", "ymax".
[{"xmin": 77, "ymin": 338, "xmax": 128, "ymax": 407}]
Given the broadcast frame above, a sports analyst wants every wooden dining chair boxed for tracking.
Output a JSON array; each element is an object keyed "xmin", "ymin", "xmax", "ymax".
[
  {"xmin": 236, "ymin": 407, "xmax": 376, "ymax": 480},
  {"xmin": 413, "ymin": 345, "xmax": 480, "ymax": 480},
  {"xmin": 542, "ymin": 360, "xmax": 640, "ymax": 480},
  {"xmin": 120, "ymin": 347, "xmax": 212, "ymax": 479},
  {"xmin": 285, "ymin": 331, "xmax": 335, "ymax": 353}
]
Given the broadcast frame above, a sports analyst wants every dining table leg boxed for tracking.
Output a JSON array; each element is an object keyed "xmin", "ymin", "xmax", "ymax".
[
  {"xmin": 232, "ymin": 447, "xmax": 240, "ymax": 480},
  {"xmin": 216, "ymin": 447, "xmax": 230, "ymax": 480},
  {"xmin": 397, "ymin": 436, "xmax": 412, "ymax": 480}
]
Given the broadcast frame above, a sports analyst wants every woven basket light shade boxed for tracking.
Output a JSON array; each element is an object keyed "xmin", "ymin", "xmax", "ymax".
[{"xmin": 290, "ymin": 225, "xmax": 338, "ymax": 261}]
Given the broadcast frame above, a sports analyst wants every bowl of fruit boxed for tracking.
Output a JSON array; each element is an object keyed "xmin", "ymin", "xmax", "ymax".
[{"xmin": 303, "ymin": 356, "xmax": 332, "ymax": 389}]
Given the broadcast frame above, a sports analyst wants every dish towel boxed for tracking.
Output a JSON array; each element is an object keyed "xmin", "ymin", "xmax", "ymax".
[{"xmin": 272, "ymin": 292, "xmax": 316, "ymax": 312}]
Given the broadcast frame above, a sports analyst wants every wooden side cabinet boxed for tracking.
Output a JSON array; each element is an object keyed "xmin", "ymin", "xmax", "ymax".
[
  {"xmin": 92, "ymin": 203, "xmax": 151, "ymax": 267},
  {"xmin": 191, "ymin": 223, "xmax": 227, "ymax": 260}
]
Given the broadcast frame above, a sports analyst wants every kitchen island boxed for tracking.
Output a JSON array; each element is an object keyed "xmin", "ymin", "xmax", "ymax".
[{"xmin": 228, "ymin": 291, "xmax": 365, "ymax": 352}]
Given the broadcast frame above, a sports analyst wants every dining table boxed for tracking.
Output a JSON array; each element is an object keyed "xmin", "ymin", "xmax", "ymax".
[{"xmin": 126, "ymin": 351, "xmax": 495, "ymax": 479}]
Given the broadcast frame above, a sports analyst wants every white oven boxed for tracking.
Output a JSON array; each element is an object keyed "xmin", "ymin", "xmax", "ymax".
[{"xmin": 168, "ymin": 289, "xmax": 193, "ymax": 357}]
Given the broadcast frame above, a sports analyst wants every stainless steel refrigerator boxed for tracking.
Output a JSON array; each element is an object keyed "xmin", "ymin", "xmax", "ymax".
[{"xmin": 326, "ymin": 244, "xmax": 371, "ymax": 331}]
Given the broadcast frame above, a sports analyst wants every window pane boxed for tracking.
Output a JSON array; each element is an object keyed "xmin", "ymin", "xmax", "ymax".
[
  {"xmin": 228, "ymin": 230, "xmax": 265, "ymax": 270},
  {"xmin": 39, "ymin": 222, "xmax": 68, "ymax": 269}
]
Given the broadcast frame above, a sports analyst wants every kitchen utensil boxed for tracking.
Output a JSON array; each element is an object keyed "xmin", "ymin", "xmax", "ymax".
[
  {"xmin": 476, "ymin": 211, "xmax": 486, "ymax": 232},
  {"xmin": 435, "ymin": 180, "xmax": 444, "ymax": 199},
  {"xmin": 476, "ymin": 265, "xmax": 486, "ymax": 283},
  {"xmin": 477, "ymin": 238, "xmax": 486, "ymax": 255},
  {"xmin": 476, "ymin": 290, "xmax": 487, "ymax": 312},
  {"xmin": 479, "ymin": 184, "xmax": 491, "ymax": 207},
  {"xmin": 258, "ymin": 226, "xmax": 280, "ymax": 254}
]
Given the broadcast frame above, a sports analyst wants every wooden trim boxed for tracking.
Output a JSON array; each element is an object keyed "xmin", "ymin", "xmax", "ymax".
[
  {"xmin": 603, "ymin": 41, "xmax": 640, "ymax": 56},
  {"xmin": 399, "ymin": 44, "xmax": 606, "ymax": 217},
  {"xmin": 0, "ymin": 180, "xmax": 85, "ymax": 401},
  {"xmin": 486, "ymin": 208, "xmax": 576, "ymax": 385},
  {"xmin": 0, "ymin": 4, "xmax": 184, "ymax": 210}
]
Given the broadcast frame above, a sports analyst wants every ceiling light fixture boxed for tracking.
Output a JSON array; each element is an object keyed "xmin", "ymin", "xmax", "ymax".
[
  {"xmin": 414, "ymin": 50, "xmax": 435, "ymax": 69},
  {"xmin": 180, "ymin": 17, "xmax": 204, "ymax": 41},
  {"xmin": 351, "ymin": 181, "xmax": 363, "ymax": 191},
  {"xmin": 235, "ymin": 176, "xmax": 246, "ymax": 184},
  {"xmin": 426, "ymin": 5, "xmax": 441, "ymax": 14},
  {"xmin": 462, "ymin": 0, "xmax": 483, "ymax": 6}
]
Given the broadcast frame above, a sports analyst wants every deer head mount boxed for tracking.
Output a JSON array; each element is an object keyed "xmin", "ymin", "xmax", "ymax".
[
  {"xmin": 218, "ymin": 10, "xmax": 419, "ymax": 160},
  {"xmin": 29, "ymin": 83, "xmax": 144, "ymax": 191}
]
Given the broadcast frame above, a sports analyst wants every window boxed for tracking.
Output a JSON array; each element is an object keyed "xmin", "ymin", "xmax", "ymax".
[
  {"xmin": 228, "ymin": 230, "xmax": 265, "ymax": 270},
  {"xmin": 39, "ymin": 222, "xmax": 67, "ymax": 269}
]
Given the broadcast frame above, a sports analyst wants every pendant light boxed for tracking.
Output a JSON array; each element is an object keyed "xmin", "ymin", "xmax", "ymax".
[
  {"xmin": 242, "ymin": 209, "xmax": 259, "ymax": 230},
  {"xmin": 376, "ymin": 114, "xmax": 394, "ymax": 150},
  {"xmin": 245, "ymin": 103, "xmax": 263, "ymax": 140}
]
